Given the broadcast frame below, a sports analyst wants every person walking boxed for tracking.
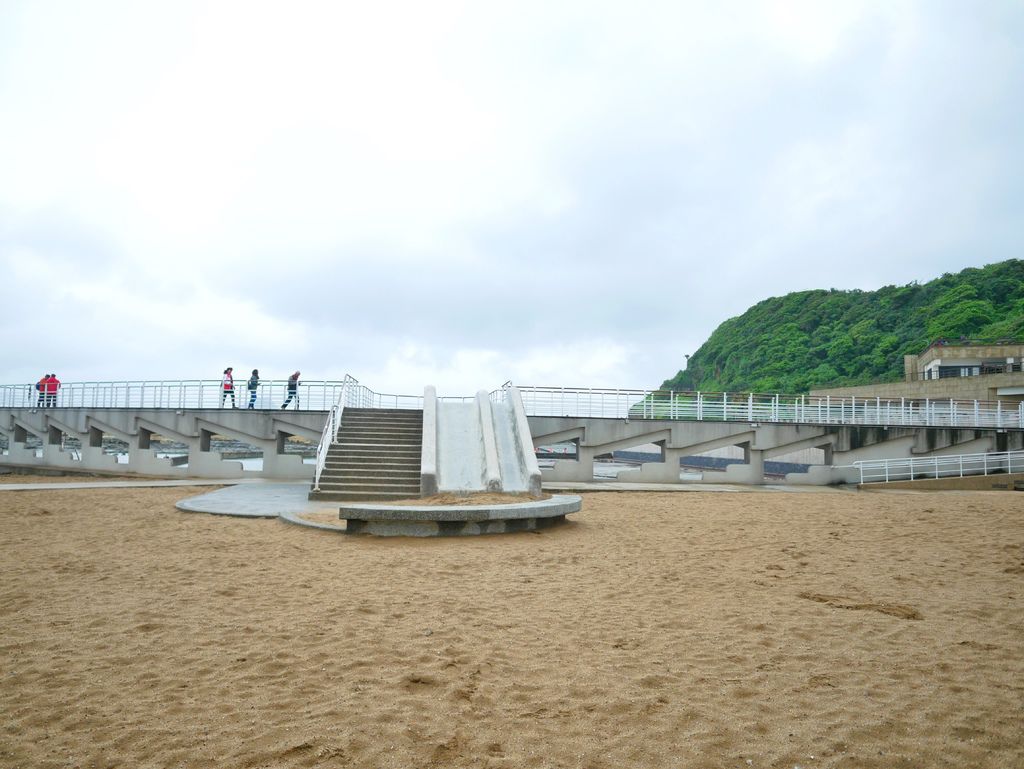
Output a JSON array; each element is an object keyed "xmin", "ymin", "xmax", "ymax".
[
  {"xmin": 281, "ymin": 371, "xmax": 300, "ymax": 409},
  {"xmin": 221, "ymin": 367, "xmax": 235, "ymax": 407},
  {"xmin": 247, "ymin": 369, "xmax": 260, "ymax": 409},
  {"xmin": 45, "ymin": 374, "xmax": 60, "ymax": 408}
]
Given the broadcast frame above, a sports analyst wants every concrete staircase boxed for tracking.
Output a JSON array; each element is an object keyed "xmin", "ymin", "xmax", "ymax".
[{"xmin": 310, "ymin": 408, "xmax": 423, "ymax": 502}]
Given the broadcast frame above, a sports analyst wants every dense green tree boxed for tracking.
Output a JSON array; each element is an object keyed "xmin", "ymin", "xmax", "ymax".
[{"xmin": 661, "ymin": 259, "xmax": 1024, "ymax": 393}]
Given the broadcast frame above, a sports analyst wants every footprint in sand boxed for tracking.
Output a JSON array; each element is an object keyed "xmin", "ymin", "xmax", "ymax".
[{"xmin": 798, "ymin": 591, "xmax": 923, "ymax": 620}]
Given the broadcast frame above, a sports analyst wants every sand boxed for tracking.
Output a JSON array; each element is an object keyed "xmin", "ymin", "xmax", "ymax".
[{"xmin": 1, "ymin": 486, "xmax": 1022, "ymax": 768}]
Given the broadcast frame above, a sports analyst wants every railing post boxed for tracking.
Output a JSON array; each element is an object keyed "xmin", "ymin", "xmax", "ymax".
[
  {"xmin": 747, "ymin": 392, "xmax": 753, "ymax": 421},
  {"xmin": 697, "ymin": 392, "xmax": 703, "ymax": 421},
  {"xmin": 997, "ymin": 401, "xmax": 1003, "ymax": 428}
]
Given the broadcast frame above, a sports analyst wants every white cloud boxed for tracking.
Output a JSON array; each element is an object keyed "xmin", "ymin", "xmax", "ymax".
[{"xmin": 1, "ymin": 0, "xmax": 1021, "ymax": 391}]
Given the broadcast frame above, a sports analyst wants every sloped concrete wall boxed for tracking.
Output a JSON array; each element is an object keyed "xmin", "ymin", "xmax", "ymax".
[{"xmin": 433, "ymin": 389, "xmax": 542, "ymax": 496}]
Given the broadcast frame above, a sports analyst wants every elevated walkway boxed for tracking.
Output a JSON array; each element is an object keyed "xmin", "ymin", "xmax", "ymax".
[{"xmin": 5, "ymin": 376, "xmax": 1024, "ymax": 489}]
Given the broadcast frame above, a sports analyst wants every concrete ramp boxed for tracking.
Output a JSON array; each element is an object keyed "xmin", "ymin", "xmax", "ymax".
[{"xmin": 424, "ymin": 386, "xmax": 542, "ymax": 497}]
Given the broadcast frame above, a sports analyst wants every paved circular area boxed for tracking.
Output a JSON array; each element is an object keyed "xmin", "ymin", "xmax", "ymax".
[{"xmin": 174, "ymin": 482, "xmax": 338, "ymax": 518}]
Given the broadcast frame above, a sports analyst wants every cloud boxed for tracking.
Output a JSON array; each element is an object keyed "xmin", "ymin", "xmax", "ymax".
[{"xmin": 1, "ymin": 1, "xmax": 1022, "ymax": 392}]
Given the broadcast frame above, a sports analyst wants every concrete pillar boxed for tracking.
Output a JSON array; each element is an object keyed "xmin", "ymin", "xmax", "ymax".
[
  {"xmin": 89, "ymin": 426, "xmax": 103, "ymax": 448},
  {"xmin": 138, "ymin": 427, "xmax": 153, "ymax": 450},
  {"xmin": 541, "ymin": 441, "xmax": 596, "ymax": 482},
  {"xmin": 200, "ymin": 429, "xmax": 213, "ymax": 452},
  {"xmin": 717, "ymin": 442, "xmax": 765, "ymax": 484},
  {"xmin": 48, "ymin": 425, "xmax": 62, "ymax": 445}
]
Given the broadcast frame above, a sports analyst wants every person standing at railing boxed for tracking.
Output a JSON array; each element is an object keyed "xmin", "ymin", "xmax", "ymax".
[
  {"xmin": 247, "ymin": 369, "xmax": 259, "ymax": 409},
  {"xmin": 35, "ymin": 374, "xmax": 48, "ymax": 409},
  {"xmin": 45, "ymin": 374, "xmax": 60, "ymax": 408},
  {"xmin": 221, "ymin": 367, "xmax": 236, "ymax": 407},
  {"xmin": 281, "ymin": 371, "xmax": 300, "ymax": 409}
]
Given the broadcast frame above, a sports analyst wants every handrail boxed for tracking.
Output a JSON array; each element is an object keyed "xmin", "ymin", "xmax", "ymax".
[
  {"xmin": 0, "ymin": 379, "xmax": 353, "ymax": 411},
  {"xmin": 313, "ymin": 375, "xmax": 360, "ymax": 491},
  {"xmin": 2, "ymin": 378, "xmax": 1021, "ymax": 431},
  {"xmin": 853, "ymin": 450, "xmax": 1024, "ymax": 483},
  {"xmin": 515, "ymin": 386, "xmax": 1024, "ymax": 430},
  {"xmin": 0, "ymin": 377, "xmax": 427, "ymax": 412}
]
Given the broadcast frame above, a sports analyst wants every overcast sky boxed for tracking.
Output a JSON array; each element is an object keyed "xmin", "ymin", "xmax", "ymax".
[{"xmin": 1, "ymin": 1, "xmax": 1021, "ymax": 395}]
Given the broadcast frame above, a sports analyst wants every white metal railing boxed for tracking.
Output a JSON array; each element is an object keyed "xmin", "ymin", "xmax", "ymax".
[
  {"xmin": 313, "ymin": 376, "xmax": 353, "ymax": 491},
  {"xmin": 4, "ymin": 379, "xmax": 1023, "ymax": 432},
  {"xmin": 515, "ymin": 386, "xmax": 1024, "ymax": 430},
  {"xmin": 0, "ymin": 379, "xmax": 358, "ymax": 411},
  {"xmin": 853, "ymin": 450, "xmax": 1024, "ymax": 483}
]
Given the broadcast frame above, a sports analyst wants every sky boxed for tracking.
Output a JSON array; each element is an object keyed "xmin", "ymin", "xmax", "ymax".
[{"xmin": 1, "ymin": 1, "xmax": 1022, "ymax": 395}]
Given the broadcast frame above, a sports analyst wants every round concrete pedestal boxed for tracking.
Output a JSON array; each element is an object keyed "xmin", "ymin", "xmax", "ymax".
[{"xmin": 285, "ymin": 494, "xmax": 582, "ymax": 537}]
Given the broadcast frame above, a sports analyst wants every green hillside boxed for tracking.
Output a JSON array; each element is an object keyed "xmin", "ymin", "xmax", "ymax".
[{"xmin": 661, "ymin": 259, "xmax": 1024, "ymax": 394}]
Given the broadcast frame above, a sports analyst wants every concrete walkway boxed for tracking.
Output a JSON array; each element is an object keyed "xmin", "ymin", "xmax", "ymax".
[
  {"xmin": 0, "ymin": 475, "xmax": 854, "ymax": 522},
  {"xmin": 176, "ymin": 482, "xmax": 337, "ymax": 518},
  {"xmin": 542, "ymin": 481, "xmax": 852, "ymax": 493},
  {"xmin": 0, "ymin": 478, "xmax": 251, "ymax": 492}
]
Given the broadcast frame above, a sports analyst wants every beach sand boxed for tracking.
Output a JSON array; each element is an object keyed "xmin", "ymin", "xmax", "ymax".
[{"xmin": 1, "ymin": 486, "xmax": 1021, "ymax": 768}]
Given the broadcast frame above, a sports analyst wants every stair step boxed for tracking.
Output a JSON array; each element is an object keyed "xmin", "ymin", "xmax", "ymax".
[
  {"xmin": 310, "ymin": 490, "xmax": 423, "ymax": 502},
  {"xmin": 319, "ymin": 466, "xmax": 419, "ymax": 479},
  {"xmin": 323, "ymin": 458, "xmax": 422, "ymax": 466},
  {"xmin": 342, "ymin": 409, "xmax": 422, "ymax": 415},
  {"xmin": 329, "ymin": 448, "xmax": 421, "ymax": 454},
  {"xmin": 316, "ymin": 483, "xmax": 421, "ymax": 494}
]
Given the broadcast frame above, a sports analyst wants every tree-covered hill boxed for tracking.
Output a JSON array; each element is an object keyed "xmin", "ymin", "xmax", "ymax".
[{"xmin": 661, "ymin": 260, "xmax": 1024, "ymax": 394}]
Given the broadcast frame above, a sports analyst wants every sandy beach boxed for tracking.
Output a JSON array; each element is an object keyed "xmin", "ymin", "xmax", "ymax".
[{"xmin": 1, "ymin": 485, "xmax": 1022, "ymax": 768}]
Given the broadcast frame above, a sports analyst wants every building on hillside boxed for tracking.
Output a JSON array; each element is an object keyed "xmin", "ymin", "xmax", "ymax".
[
  {"xmin": 812, "ymin": 339, "xmax": 1024, "ymax": 404},
  {"xmin": 904, "ymin": 339, "xmax": 1024, "ymax": 381}
]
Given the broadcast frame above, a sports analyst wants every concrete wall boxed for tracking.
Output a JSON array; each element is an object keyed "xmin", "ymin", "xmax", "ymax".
[
  {"xmin": 434, "ymin": 390, "xmax": 542, "ymax": 496},
  {"xmin": 0, "ymin": 407, "xmax": 327, "ymax": 479}
]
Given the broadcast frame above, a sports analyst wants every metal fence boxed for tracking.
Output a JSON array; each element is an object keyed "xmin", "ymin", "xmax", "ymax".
[
  {"xmin": 4, "ymin": 379, "xmax": 1024, "ymax": 431},
  {"xmin": 515, "ymin": 386, "xmax": 1024, "ymax": 429},
  {"xmin": 0, "ymin": 379, "xmax": 418, "ymax": 412},
  {"xmin": 853, "ymin": 450, "xmax": 1024, "ymax": 483}
]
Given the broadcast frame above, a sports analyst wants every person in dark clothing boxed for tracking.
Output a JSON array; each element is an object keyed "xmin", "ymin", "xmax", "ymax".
[
  {"xmin": 281, "ymin": 371, "xmax": 300, "ymax": 409},
  {"xmin": 36, "ymin": 374, "xmax": 48, "ymax": 409},
  {"xmin": 247, "ymin": 369, "xmax": 259, "ymax": 409}
]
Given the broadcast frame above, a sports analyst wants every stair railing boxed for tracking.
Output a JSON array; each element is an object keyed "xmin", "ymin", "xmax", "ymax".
[{"xmin": 313, "ymin": 374, "xmax": 358, "ymax": 491}]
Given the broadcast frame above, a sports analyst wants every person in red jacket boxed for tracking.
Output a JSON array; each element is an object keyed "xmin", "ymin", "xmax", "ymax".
[
  {"xmin": 44, "ymin": 374, "xmax": 60, "ymax": 408},
  {"xmin": 35, "ymin": 374, "xmax": 48, "ymax": 409},
  {"xmin": 221, "ymin": 367, "xmax": 235, "ymax": 407}
]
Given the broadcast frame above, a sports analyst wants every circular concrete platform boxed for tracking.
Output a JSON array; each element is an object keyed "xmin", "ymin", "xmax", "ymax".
[
  {"xmin": 173, "ymin": 483, "xmax": 582, "ymax": 537},
  {"xmin": 285, "ymin": 494, "xmax": 583, "ymax": 537}
]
